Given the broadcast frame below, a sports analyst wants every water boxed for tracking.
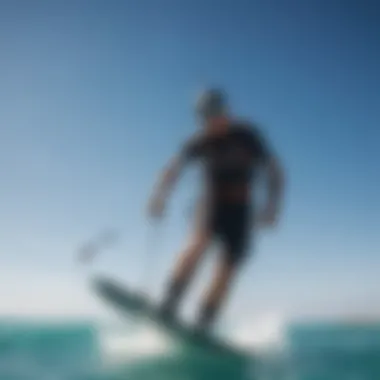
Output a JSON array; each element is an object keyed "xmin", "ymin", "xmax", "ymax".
[{"xmin": 0, "ymin": 317, "xmax": 379, "ymax": 380}]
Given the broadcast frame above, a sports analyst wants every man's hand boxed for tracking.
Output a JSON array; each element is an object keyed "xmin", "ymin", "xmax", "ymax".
[
  {"xmin": 147, "ymin": 155, "xmax": 184, "ymax": 220},
  {"xmin": 256, "ymin": 203, "xmax": 279, "ymax": 229},
  {"xmin": 147, "ymin": 194, "xmax": 166, "ymax": 220},
  {"xmin": 257, "ymin": 155, "xmax": 285, "ymax": 230}
]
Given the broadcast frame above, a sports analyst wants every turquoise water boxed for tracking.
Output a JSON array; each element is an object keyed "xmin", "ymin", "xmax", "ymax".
[{"xmin": 0, "ymin": 318, "xmax": 379, "ymax": 380}]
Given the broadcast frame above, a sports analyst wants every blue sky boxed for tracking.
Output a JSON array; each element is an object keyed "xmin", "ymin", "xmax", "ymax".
[{"xmin": 0, "ymin": 0, "xmax": 379, "ymax": 321}]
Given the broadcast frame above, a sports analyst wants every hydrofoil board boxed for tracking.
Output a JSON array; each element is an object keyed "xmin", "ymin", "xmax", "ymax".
[{"xmin": 91, "ymin": 276, "xmax": 248, "ymax": 359}]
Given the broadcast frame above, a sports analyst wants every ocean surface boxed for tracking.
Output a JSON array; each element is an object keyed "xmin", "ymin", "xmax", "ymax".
[{"xmin": 0, "ymin": 316, "xmax": 379, "ymax": 380}]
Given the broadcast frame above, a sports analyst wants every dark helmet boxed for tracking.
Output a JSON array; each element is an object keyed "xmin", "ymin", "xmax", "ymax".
[{"xmin": 195, "ymin": 88, "xmax": 228, "ymax": 119}]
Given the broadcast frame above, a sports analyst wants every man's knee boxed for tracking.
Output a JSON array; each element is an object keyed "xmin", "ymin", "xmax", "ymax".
[
  {"xmin": 187, "ymin": 231, "xmax": 210, "ymax": 256},
  {"xmin": 217, "ymin": 258, "xmax": 238, "ymax": 285},
  {"xmin": 174, "ymin": 233, "xmax": 209, "ymax": 275}
]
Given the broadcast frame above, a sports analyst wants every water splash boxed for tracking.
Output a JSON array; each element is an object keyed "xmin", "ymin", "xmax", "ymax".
[
  {"xmin": 98, "ymin": 323, "xmax": 171, "ymax": 365},
  {"xmin": 231, "ymin": 313, "xmax": 288, "ymax": 352}
]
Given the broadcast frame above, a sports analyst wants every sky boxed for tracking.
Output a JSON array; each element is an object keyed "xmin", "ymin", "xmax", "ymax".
[{"xmin": 0, "ymin": 0, "xmax": 379, "ymax": 323}]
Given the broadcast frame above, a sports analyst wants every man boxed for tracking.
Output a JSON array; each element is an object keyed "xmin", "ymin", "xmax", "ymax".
[{"xmin": 148, "ymin": 88, "xmax": 285, "ymax": 334}]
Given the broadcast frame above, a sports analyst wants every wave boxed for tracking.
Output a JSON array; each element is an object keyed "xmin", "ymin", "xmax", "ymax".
[
  {"xmin": 0, "ymin": 319, "xmax": 100, "ymax": 380},
  {"xmin": 1, "ymin": 314, "xmax": 379, "ymax": 380}
]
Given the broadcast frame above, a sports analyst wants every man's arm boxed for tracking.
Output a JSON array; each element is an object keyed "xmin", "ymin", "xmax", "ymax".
[
  {"xmin": 247, "ymin": 124, "xmax": 285, "ymax": 225},
  {"xmin": 264, "ymin": 153, "xmax": 285, "ymax": 222},
  {"xmin": 148, "ymin": 137, "xmax": 199, "ymax": 218},
  {"xmin": 151, "ymin": 154, "xmax": 185, "ymax": 205}
]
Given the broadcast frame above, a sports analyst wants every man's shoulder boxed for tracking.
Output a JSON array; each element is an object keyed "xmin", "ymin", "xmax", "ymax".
[
  {"xmin": 230, "ymin": 118, "xmax": 272, "ymax": 160},
  {"xmin": 184, "ymin": 131, "xmax": 204, "ymax": 148},
  {"xmin": 230, "ymin": 119, "xmax": 263, "ymax": 138},
  {"xmin": 181, "ymin": 132, "xmax": 204, "ymax": 158}
]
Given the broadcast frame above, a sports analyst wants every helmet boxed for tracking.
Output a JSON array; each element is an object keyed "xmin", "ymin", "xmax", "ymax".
[{"xmin": 195, "ymin": 88, "xmax": 227, "ymax": 119}]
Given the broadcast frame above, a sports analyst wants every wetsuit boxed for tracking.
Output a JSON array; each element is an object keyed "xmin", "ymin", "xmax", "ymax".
[
  {"xmin": 181, "ymin": 120, "xmax": 271, "ymax": 265},
  {"xmin": 159, "ymin": 120, "xmax": 272, "ymax": 329}
]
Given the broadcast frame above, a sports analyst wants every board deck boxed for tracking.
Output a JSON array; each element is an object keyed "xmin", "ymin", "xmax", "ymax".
[{"xmin": 91, "ymin": 276, "xmax": 249, "ymax": 358}]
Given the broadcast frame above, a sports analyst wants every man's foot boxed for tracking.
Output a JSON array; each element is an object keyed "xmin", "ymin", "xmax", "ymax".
[
  {"xmin": 158, "ymin": 277, "xmax": 188, "ymax": 322},
  {"xmin": 196, "ymin": 302, "xmax": 218, "ymax": 332},
  {"xmin": 157, "ymin": 302, "xmax": 176, "ymax": 323},
  {"xmin": 192, "ymin": 323, "xmax": 209, "ymax": 337}
]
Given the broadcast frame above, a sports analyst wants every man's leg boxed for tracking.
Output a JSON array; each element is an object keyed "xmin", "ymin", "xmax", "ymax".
[
  {"xmin": 197, "ymin": 257, "xmax": 239, "ymax": 331},
  {"xmin": 160, "ymin": 212, "xmax": 211, "ymax": 319},
  {"xmin": 196, "ymin": 204, "xmax": 251, "ymax": 331}
]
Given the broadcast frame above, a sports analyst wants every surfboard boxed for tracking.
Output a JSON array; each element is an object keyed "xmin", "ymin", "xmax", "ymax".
[{"xmin": 91, "ymin": 276, "xmax": 249, "ymax": 359}]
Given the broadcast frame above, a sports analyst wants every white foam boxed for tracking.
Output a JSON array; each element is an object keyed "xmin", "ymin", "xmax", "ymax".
[
  {"xmin": 230, "ymin": 313, "xmax": 287, "ymax": 352},
  {"xmin": 98, "ymin": 322, "xmax": 171, "ymax": 365},
  {"xmin": 98, "ymin": 311, "xmax": 289, "ymax": 365}
]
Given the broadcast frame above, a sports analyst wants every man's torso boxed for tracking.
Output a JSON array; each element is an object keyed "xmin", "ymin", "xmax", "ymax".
[{"xmin": 184, "ymin": 121, "xmax": 270, "ymax": 204}]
